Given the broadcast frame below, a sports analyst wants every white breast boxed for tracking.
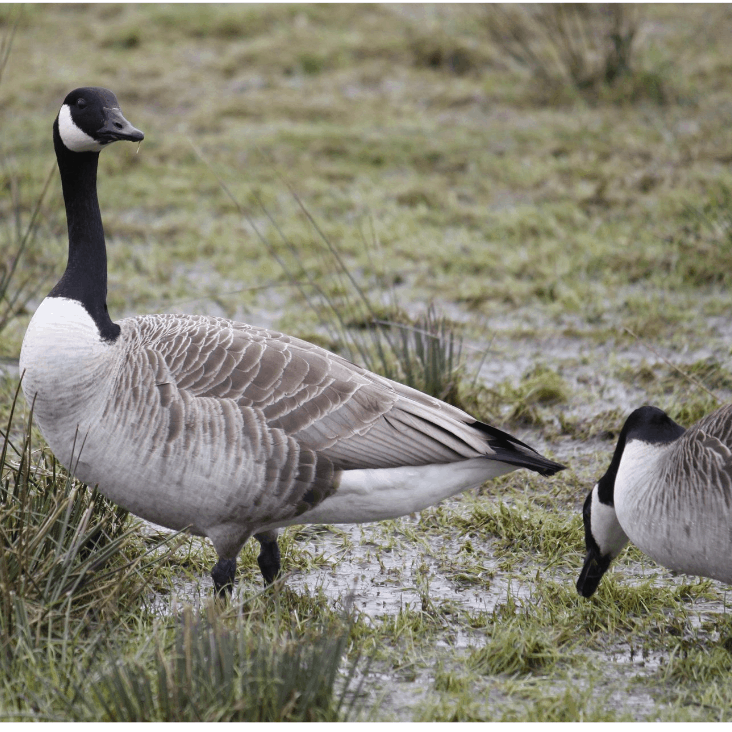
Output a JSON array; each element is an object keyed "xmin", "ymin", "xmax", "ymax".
[
  {"xmin": 20, "ymin": 296, "xmax": 120, "ymax": 466},
  {"xmin": 615, "ymin": 438, "xmax": 732, "ymax": 584}
]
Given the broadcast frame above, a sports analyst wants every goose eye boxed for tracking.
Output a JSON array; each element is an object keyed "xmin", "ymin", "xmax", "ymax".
[{"xmin": 77, "ymin": 98, "xmax": 87, "ymax": 109}]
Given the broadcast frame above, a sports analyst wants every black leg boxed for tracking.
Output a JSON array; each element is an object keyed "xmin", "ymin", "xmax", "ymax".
[
  {"xmin": 254, "ymin": 532, "xmax": 282, "ymax": 585},
  {"xmin": 211, "ymin": 557, "xmax": 237, "ymax": 596}
]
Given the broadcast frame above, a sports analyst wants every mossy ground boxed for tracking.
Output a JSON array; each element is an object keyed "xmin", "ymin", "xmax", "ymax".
[{"xmin": 3, "ymin": 3, "xmax": 732, "ymax": 722}]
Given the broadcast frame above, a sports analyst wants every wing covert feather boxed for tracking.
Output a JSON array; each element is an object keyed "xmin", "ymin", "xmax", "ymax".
[
  {"xmin": 662, "ymin": 405, "xmax": 732, "ymax": 504},
  {"xmin": 122, "ymin": 313, "xmax": 538, "ymax": 474}
]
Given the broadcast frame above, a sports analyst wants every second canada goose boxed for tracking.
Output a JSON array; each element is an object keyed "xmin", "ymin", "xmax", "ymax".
[
  {"xmin": 20, "ymin": 87, "xmax": 566, "ymax": 594},
  {"xmin": 577, "ymin": 404, "xmax": 732, "ymax": 597}
]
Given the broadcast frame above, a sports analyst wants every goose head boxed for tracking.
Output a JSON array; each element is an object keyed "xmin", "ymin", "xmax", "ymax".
[
  {"xmin": 576, "ymin": 481, "xmax": 628, "ymax": 597},
  {"xmin": 576, "ymin": 405, "xmax": 685, "ymax": 597},
  {"xmin": 54, "ymin": 86, "xmax": 144, "ymax": 154}
]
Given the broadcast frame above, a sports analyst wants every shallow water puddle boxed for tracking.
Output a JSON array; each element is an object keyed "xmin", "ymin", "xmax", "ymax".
[
  {"xmin": 148, "ymin": 517, "xmax": 531, "ymax": 632},
  {"xmin": 282, "ymin": 521, "xmax": 531, "ymax": 624}
]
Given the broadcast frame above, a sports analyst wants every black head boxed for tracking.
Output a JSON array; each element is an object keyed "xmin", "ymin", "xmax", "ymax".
[
  {"xmin": 620, "ymin": 405, "xmax": 686, "ymax": 446},
  {"xmin": 55, "ymin": 86, "xmax": 144, "ymax": 153},
  {"xmin": 595, "ymin": 405, "xmax": 685, "ymax": 507}
]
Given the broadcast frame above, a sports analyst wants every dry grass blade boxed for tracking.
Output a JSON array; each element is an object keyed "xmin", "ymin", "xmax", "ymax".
[
  {"xmin": 624, "ymin": 326, "xmax": 721, "ymax": 405},
  {"xmin": 0, "ymin": 5, "xmax": 56, "ymax": 336},
  {"xmin": 190, "ymin": 143, "xmax": 472, "ymax": 405},
  {"xmin": 375, "ymin": 305, "xmax": 464, "ymax": 403},
  {"xmin": 0, "ymin": 5, "xmax": 20, "ymax": 86},
  {"xmin": 482, "ymin": 4, "xmax": 641, "ymax": 95},
  {"xmin": 0, "ymin": 160, "xmax": 56, "ymax": 335}
]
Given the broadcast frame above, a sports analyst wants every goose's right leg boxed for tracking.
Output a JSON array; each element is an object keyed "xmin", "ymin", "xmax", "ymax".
[
  {"xmin": 208, "ymin": 525, "xmax": 251, "ymax": 596},
  {"xmin": 254, "ymin": 530, "xmax": 281, "ymax": 585}
]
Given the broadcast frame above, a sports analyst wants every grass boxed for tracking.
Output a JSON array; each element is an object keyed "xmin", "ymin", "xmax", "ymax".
[
  {"xmin": 201, "ymin": 160, "xmax": 474, "ymax": 406},
  {"xmin": 3, "ymin": 2, "xmax": 732, "ymax": 722},
  {"xmin": 0, "ymin": 374, "xmax": 360, "ymax": 722},
  {"xmin": 468, "ymin": 620, "xmax": 565, "ymax": 677},
  {"xmin": 0, "ymin": 384, "xmax": 163, "ymax": 643},
  {"xmin": 56, "ymin": 603, "xmax": 361, "ymax": 722},
  {"xmin": 486, "ymin": 363, "xmax": 570, "ymax": 426},
  {"xmin": 481, "ymin": 4, "xmax": 651, "ymax": 104},
  {"xmin": 0, "ymin": 11, "xmax": 57, "ymax": 341}
]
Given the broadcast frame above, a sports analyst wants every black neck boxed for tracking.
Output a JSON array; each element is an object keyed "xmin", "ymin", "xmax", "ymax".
[{"xmin": 49, "ymin": 119, "xmax": 120, "ymax": 341}]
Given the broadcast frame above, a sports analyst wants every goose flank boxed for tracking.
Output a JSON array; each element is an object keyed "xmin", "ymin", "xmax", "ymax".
[{"xmin": 20, "ymin": 87, "xmax": 566, "ymax": 595}]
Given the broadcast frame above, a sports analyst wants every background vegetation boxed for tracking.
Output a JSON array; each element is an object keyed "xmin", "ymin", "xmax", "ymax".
[{"xmin": 2, "ymin": 3, "xmax": 732, "ymax": 721}]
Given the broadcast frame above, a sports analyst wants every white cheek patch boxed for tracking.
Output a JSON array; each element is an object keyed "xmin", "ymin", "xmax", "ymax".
[
  {"xmin": 58, "ymin": 104, "xmax": 107, "ymax": 153},
  {"xmin": 591, "ymin": 485, "xmax": 629, "ymax": 558}
]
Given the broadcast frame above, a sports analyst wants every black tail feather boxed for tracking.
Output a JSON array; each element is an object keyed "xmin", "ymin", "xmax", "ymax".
[{"xmin": 471, "ymin": 419, "xmax": 566, "ymax": 476}]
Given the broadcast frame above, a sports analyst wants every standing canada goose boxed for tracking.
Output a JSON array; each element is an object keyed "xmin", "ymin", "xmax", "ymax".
[
  {"xmin": 577, "ymin": 404, "xmax": 732, "ymax": 598},
  {"xmin": 20, "ymin": 87, "xmax": 565, "ymax": 594}
]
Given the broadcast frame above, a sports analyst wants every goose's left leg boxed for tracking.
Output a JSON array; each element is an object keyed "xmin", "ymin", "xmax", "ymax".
[
  {"xmin": 254, "ymin": 530, "xmax": 281, "ymax": 585},
  {"xmin": 211, "ymin": 557, "xmax": 237, "ymax": 596}
]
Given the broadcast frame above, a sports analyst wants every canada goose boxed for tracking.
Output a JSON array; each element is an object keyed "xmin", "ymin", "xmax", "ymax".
[
  {"xmin": 20, "ymin": 87, "xmax": 565, "ymax": 595},
  {"xmin": 577, "ymin": 404, "xmax": 732, "ymax": 597}
]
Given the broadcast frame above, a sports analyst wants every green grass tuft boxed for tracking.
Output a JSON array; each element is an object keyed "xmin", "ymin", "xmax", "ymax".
[
  {"xmin": 61, "ymin": 603, "xmax": 361, "ymax": 722},
  {"xmin": 469, "ymin": 620, "xmax": 563, "ymax": 677}
]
